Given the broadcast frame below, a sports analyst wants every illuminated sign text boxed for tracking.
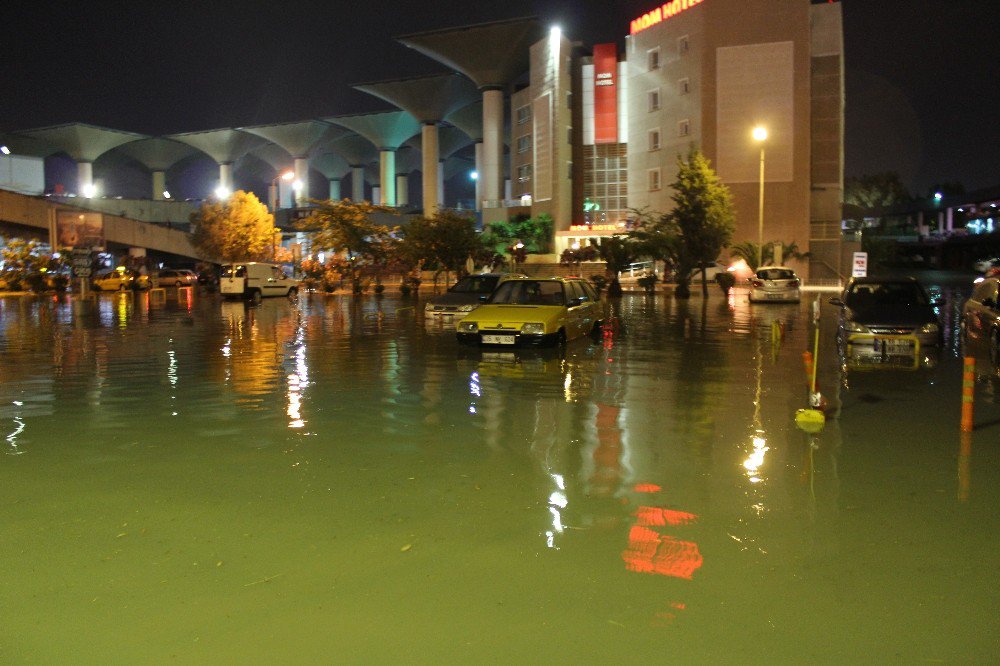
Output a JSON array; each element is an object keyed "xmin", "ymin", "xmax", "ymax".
[{"xmin": 630, "ymin": 0, "xmax": 705, "ymax": 35}]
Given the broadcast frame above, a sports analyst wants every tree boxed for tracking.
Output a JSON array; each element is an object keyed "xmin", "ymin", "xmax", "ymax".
[
  {"xmin": 296, "ymin": 198, "xmax": 396, "ymax": 293},
  {"xmin": 481, "ymin": 213, "xmax": 554, "ymax": 256},
  {"xmin": 627, "ymin": 206, "xmax": 682, "ymax": 278},
  {"xmin": 0, "ymin": 237, "xmax": 55, "ymax": 291},
  {"xmin": 666, "ymin": 148, "xmax": 736, "ymax": 298},
  {"xmin": 598, "ymin": 236, "xmax": 638, "ymax": 296},
  {"xmin": 843, "ymin": 172, "xmax": 912, "ymax": 229},
  {"xmin": 189, "ymin": 191, "xmax": 276, "ymax": 262},
  {"xmin": 399, "ymin": 210, "xmax": 483, "ymax": 285},
  {"xmin": 729, "ymin": 240, "xmax": 809, "ymax": 272}
]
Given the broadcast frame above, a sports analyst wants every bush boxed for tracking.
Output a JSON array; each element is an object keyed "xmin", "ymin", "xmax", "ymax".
[
  {"xmin": 25, "ymin": 273, "xmax": 48, "ymax": 292},
  {"xmin": 715, "ymin": 271, "xmax": 736, "ymax": 295}
]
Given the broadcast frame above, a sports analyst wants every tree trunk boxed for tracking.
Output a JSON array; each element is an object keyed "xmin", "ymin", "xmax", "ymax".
[{"xmin": 701, "ymin": 267, "xmax": 708, "ymax": 298}]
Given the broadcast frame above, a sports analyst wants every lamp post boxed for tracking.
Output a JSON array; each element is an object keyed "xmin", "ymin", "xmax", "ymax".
[
  {"xmin": 269, "ymin": 169, "xmax": 295, "ymax": 212},
  {"xmin": 752, "ymin": 126, "xmax": 768, "ymax": 269}
]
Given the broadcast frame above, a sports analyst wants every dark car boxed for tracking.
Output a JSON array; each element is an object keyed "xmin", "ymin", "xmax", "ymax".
[
  {"xmin": 961, "ymin": 276, "xmax": 1000, "ymax": 372},
  {"xmin": 424, "ymin": 273, "xmax": 525, "ymax": 317},
  {"xmin": 829, "ymin": 277, "xmax": 940, "ymax": 354}
]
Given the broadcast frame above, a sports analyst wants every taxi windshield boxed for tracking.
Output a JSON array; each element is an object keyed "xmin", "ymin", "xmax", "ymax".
[{"xmin": 488, "ymin": 281, "xmax": 565, "ymax": 306}]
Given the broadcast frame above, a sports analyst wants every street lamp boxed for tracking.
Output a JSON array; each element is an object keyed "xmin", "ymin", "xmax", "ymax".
[
  {"xmin": 752, "ymin": 126, "xmax": 768, "ymax": 268},
  {"xmin": 269, "ymin": 170, "xmax": 295, "ymax": 211}
]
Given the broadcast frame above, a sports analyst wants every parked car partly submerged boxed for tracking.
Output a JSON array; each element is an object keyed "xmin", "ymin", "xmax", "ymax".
[
  {"xmin": 456, "ymin": 277, "xmax": 603, "ymax": 347},
  {"xmin": 829, "ymin": 277, "xmax": 940, "ymax": 355},
  {"xmin": 152, "ymin": 269, "xmax": 198, "ymax": 288},
  {"xmin": 92, "ymin": 269, "xmax": 151, "ymax": 291},
  {"xmin": 221, "ymin": 262, "xmax": 299, "ymax": 302},
  {"xmin": 749, "ymin": 266, "xmax": 801, "ymax": 303},
  {"xmin": 961, "ymin": 276, "xmax": 1000, "ymax": 373},
  {"xmin": 425, "ymin": 273, "xmax": 525, "ymax": 316}
]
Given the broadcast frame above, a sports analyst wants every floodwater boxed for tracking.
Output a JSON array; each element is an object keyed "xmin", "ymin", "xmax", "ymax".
[{"xmin": 1, "ymin": 280, "xmax": 997, "ymax": 663}]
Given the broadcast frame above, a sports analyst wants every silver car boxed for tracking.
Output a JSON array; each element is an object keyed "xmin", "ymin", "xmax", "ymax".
[{"xmin": 749, "ymin": 266, "xmax": 800, "ymax": 303}]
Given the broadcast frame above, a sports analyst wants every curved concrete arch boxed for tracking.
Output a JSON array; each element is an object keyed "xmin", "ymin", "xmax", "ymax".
[
  {"xmin": 326, "ymin": 111, "xmax": 421, "ymax": 207},
  {"xmin": 169, "ymin": 129, "xmax": 267, "ymax": 196},
  {"xmin": 114, "ymin": 138, "xmax": 198, "ymax": 200}
]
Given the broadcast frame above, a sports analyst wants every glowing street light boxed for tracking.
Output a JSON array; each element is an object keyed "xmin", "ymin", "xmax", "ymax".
[
  {"xmin": 214, "ymin": 185, "xmax": 230, "ymax": 199},
  {"xmin": 752, "ymin": 126, "xmax": 768, "ymax": 268},
  {"xmin": 469, "ymin": 171, "xmax": 479, "ymax": 181},
  {"xmin": 0, "ymin": 145, "xmax": 10, "ymax": 155},
  {"xmin": 82, "ymin": 183, "xmax": 98, "ymax": 198}
]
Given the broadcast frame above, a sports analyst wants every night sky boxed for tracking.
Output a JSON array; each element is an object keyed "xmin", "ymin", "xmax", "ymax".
[{"xmin": 2, "ymin": 1, "xmax": 997, "ymax": 195}]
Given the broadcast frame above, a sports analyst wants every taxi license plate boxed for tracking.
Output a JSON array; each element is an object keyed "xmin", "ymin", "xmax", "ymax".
[{"xmin": 481, "ymin": 334, "xmax": 516, "ymax": 345}]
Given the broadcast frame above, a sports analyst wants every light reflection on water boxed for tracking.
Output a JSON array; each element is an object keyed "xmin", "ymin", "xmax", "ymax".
[{"xmin": 0, "ymin": 280, "xmax": 997, "ymax": 662}]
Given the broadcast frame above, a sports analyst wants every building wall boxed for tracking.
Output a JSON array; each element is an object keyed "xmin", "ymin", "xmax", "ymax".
[
  {"xmin": 623, "ymin": 0, "xmax": 838, "ymax": 278},
  {"xmin": 528, "ymin": 32, "xmax": 574, "ymax": 232}
]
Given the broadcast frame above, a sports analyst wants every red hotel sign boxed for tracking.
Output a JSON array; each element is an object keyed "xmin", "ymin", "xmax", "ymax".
[
  {"xmin": 593, "ymin": 43, "xmax": 618, "ymax": 144},
  {"xmin": 630, "ymin": 0, "xmax": 705, "ymax": 35}
]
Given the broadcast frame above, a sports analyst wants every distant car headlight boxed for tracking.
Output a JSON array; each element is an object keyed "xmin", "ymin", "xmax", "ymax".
[
  {"xmin": 521, "ymin": 322, "xmax": 545, "ymax": 335},
  {"xmin": 845, "ymin": 321, "xmax": 869, "ymax": 334},
  {"xmin": 918, "ymin": 323, "xmax": 940, "ymax": 334},
  {"xmin": 457, "ymin": 321, "xmax": 478, "ymax": 333},
  {"xmin": 457, "ymin": 304, "xmax": 476, "ymax": 312}
]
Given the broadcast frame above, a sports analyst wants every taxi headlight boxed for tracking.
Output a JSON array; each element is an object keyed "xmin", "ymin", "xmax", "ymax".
[
  {"xmin": 521, "ymin": 322, "xmax": 545, "ymax": 335},
  {"xmin": 424, "ymin": 302, "xmax": 437, "ymax": 311},
  {"xmin": 457, "ymin": 304, "xmax": 476, "ymax": 312},
  {"xmin": 845, "ymin": 321, "xmax": 869, "ymax": 334},
  {"xmin": 918, "ymin": 323, "xmax": 939, "ymax": 334},
  {"xmin": 457, "ymin": 321, "xmax": 478, "ymax": 333}
]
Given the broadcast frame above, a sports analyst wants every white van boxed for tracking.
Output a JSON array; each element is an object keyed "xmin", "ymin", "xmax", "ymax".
[{"xmin": 220, "ymin": 263, "xmax": 299, "ymax": 302}]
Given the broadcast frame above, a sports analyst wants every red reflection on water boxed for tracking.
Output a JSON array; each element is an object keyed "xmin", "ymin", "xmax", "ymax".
[
  {"xmin": 622, "ymin": 504, "xmax": 703, "ymax": 580},
  {"xmin": 633, "ymin": 483, "xmax": 662, "ymax": 493}
]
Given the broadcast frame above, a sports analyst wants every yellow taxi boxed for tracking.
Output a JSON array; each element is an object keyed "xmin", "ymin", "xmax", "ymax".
[
  {"xmin": 92, "ymin": 268, "xmax": 151, "ymax": 291},
  {"xmin": 456, "ymin": 277, "xmax": 603, "ymax": 347}
]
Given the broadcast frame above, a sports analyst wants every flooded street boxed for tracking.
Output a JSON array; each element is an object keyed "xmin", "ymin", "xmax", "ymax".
[{"xmin": 1, "ymin": 282, "xmax": 997, "ymax": 663}]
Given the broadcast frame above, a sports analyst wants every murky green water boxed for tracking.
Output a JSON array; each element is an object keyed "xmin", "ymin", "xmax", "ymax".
[{"xmin": 1, "ymin": 284, "xmax": 997, "ymax": 663}]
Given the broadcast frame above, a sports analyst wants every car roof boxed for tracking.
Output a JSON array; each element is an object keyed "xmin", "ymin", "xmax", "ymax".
[
  {"xmin": 847, "ymin": 276, "xmax": 919, "ymax": 285},
  {"xmin": 757, "ymin": 266, "xmax": 796, "ymax": 271}
]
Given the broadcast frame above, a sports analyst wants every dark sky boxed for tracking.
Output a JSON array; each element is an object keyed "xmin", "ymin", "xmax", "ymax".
[{"xmin": 3, "ymin": 1, "xmax": 997, "ymax": 195}]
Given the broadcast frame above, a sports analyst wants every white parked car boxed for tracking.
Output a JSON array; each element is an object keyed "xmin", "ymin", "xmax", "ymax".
[
  {"xmin": 152, "ymin": 269, "xmax": 198, "ymax": 288},
  {"xmin": 749, "ymin": 266, "xmax": 801, "ymax": 303},
  {"xmin": 220, "ymin": 263, "xmax": 299, "ymax": 303},
  {"xmin": 973, "ymin": 257, "xmax": 1000, "ymax": 274}
]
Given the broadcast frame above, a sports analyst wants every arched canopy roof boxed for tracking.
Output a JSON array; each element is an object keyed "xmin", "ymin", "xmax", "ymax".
[
  {"xmin": 326, "ymin": 111, "xmax": 421, "ymax": 152},
  {"xmin": 241, "ymin": 120, "xmax": 343, "ymax": 159},
  {"xmin": 114, "ymin": 137, "xmax": 197, "ymax": 172},
  {"xmin": 312, "ymin": 153, "xmax": 351, "ymax": 180},
  {"xmin": 445, "ymin": 101, "xmax": 483, "ymax": 142},
  {"xmin": 169, "ymin": 128, "xmax": 266, "ymax": 165},
  {"xmin": 321, "ymin": 134, "xmax": 377, "ymax": 167},
  {"xmin": 397, "ymin": 17, "xmax": 541, "ymax": 90},
  {"xmin": 354, "ymin": 73, "xmax": 479, "ymax": 124},
  {"xmin": 19, "ymin": 123, "xmax": 149, "ymax": 162},
  {"xmin": 393, "ymin": 146, "xmax": 421, "ymax": 175},
  {"xmin": 405, "ymin": 125, "xmax": 474, "ymax": 160}
]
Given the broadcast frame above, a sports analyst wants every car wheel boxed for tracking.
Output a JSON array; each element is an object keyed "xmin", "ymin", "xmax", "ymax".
[
  {"xmin": 92, "ymin": 284, "xmax": 101, "ymax": 292},
  {"xmin": 175, "ymin": 281, "xmax": 183, "ymax": 287},
  {"xmin": 590, "ymin": 320, "xmax": 604, "ymax": 339},
  {"xmin": 287, "ymin": 287, "xmax": 298, "ymax": 300},
  {"xmin": 249, "ymin": 290, "xmax": 262, "ymax": 305},
  {"xmin": 118, "ymin": 283, "xmax": 127, "ymax": 291},
  {"xmin": 556, "ymin": 329, "xmax": 567, "ymax": 346}
]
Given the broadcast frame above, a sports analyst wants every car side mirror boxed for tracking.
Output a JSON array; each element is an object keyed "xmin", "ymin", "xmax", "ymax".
[
  {"xmin": 828, "ymin": 297, "xmax": 845, "ymax": 307},
  {"xmin": 569, "ymin": 296, "xmax": 586, "ymax": 307},
  {"xmin": 479, "ymin": 295, "xmax": 489, "ymax": 303}
]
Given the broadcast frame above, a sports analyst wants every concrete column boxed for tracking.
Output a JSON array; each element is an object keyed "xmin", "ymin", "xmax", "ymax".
[
  {"xmin": 421, "ymin": 123, "xmax": 439, "ymax": 215},
  {"xmin": 219, "ymin": 163, "xmax": 233, "ymax": 193},
  {"xmin": 269, "ymin": 182, "xmax": 279, "ymax": 211},
  {"xmin": 482, "ymin": 88, "xmax": 504, "ymax": 206},
  {"xmin": 373, "ymin": 186, "xmax": 381, "ymax": 204},
  {"xmin": 379, "ymin": 149, "xmax": 396, "ymax": 207},
  {"xmin": 504, "ymin": 179, "xmax": 511, "ymax": 201},
  {"xmin": 328, "ymin": 179, "xmax": 341, "ymax": 201},
  {"xmin": 474, "ymin": 141, "xmax": 484, "ymax": 211},
  {"xmin": 438, "ymin": 160, "xmax": 445, "ymax": 209},
  {"xmin": 351, "ymin": 166, "xmax": 365, "ymax": 201},
  {"xmin": 77, "ymin": 161, "xmax": 94, "ymax": 196},
  {"xmin": 280, "ymin": 181, "xmax": 293, "ymax": 209},
  {"xmin": 937, "ymin": 212, "xmax": 944, "ymax": 234},
  {"xmin": 396, "ymin": 174, "xmax": 408, "ymax": 207},
  {"xmin": 152, "ymin": 171, "xmax": 166, "ymax": 200},
  {"xmin": 294, "ymin": 157, "xmax": 309, "ymax": 207},
  {"xmin": 946, "ymin": 207, "xmax": 954, "ymax": 231}
]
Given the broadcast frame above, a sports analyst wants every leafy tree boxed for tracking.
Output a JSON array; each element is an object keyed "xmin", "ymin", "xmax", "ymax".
[
  {"xmin": 481, "ymin": 213, "xmax": 554, "ymax": 255},
  {"xmin": 729, "ymin": 240, "xmax": 809, "ymax": 272},
  {"xmin": 0, "ymin": 237, "xmax": 61, "ymax": 291},
  {"xmin": 296, "ymin": 198, "xmax": 396, "ymax": 293},
  {"xmin": 627, "ymin": 207, "xmax": 681, "ymax": 277},
  {"xmin": 559, "ymin": 243, "xmax": 599, "ymax": 272},
  {"xmin": 399, "ymin": 210, "xmax": 483, "ymax": 285},
  {"xmin": 843, "ymin": 172, "xmax": 912, "ymax": 230},
  {"xmin": 598, "ymin": 236, "xmax": 638, "ymax": 296},
  {"xmin": 189, "ymin": 190, "xmax": 276, "ymax": 262},
  {"xmin": 666, "ymin": 148, "xmax": 736, "ymax": 298}
]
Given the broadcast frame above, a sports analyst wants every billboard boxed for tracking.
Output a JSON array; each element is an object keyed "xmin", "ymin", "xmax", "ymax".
[
  {"xmin": 593, "ymin": 43, "xmax": 619, "ymax": 144},
  {"xmin": 56, "ymin": 211, "xmax": 104, "ymax": 250}
]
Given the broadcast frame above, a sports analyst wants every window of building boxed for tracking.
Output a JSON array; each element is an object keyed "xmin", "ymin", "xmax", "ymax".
[
  {"xmin": 516, "ymin": 105, "xmax": 531, "ymax": 125},
  {"xmin": 678, "ymin": 119, "xmax": 690, "ymax": 137},
  {"xmin": 517, "ymin": 135, "xmax": 531, "ymax": 154},
  {"xmin": 679, "ymin": 78, "xmax": 690, "ymax": 95},
  {"xmin": 648, "ymin": 168, "xmax": 661, "ymax": 191},
  {"xmin": 582, "ymin": 143, "xmax": 628, "ymax": 224},
  {"xmin": 647, "ymin": 89, "xmax": 660, "ymax": 112},
  {"xmin": 647, "ymin": 47, "xmax": 660, "ymax": 71},
  {"xmin": 517, "ymin": 164, "xmax": 532, "ymax": 183},
  {"xmin": 648, "ymin": 129, "xmax": 660, "ymax": 151},
  {"xmin": 678, "ymin": 35, "xmax": 690, "ymax": 54}
]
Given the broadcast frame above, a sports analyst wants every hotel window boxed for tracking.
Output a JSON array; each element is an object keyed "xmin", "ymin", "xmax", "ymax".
[
  {"xmin": 517, "ymin": 164, "xmax": 532, "ymax": 183},
  {"xmin": 516, "ymin": 105, "xmax": 531, "ymax": 125},
  {"xmin": 678, "ymin": 35, "xmax": 689, "ymax": 55},
  {"xmin": 647, "ymin": 89, "xmax": 660, "ymax": 112},
  {"xmin": 679, "ymin": 78, "xmax": 690, "ymax": 95},
  {"xmin": 678, "ymin": 119, "xmax": 690, "ymax": 137},
  {"xmin": 517, "ymin": 135, "xmax": 531, "ymax": 154},
  {"xmin": 647, "ymin": 47, "xmax": 660, "ymax": 71},
  {"xmin": 648, "ymin": 129, "xmax": 660, "ymax": 151},
  {"xmin": 648, "ymin": 168, "xmax": 661, "ymax": 192}
]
